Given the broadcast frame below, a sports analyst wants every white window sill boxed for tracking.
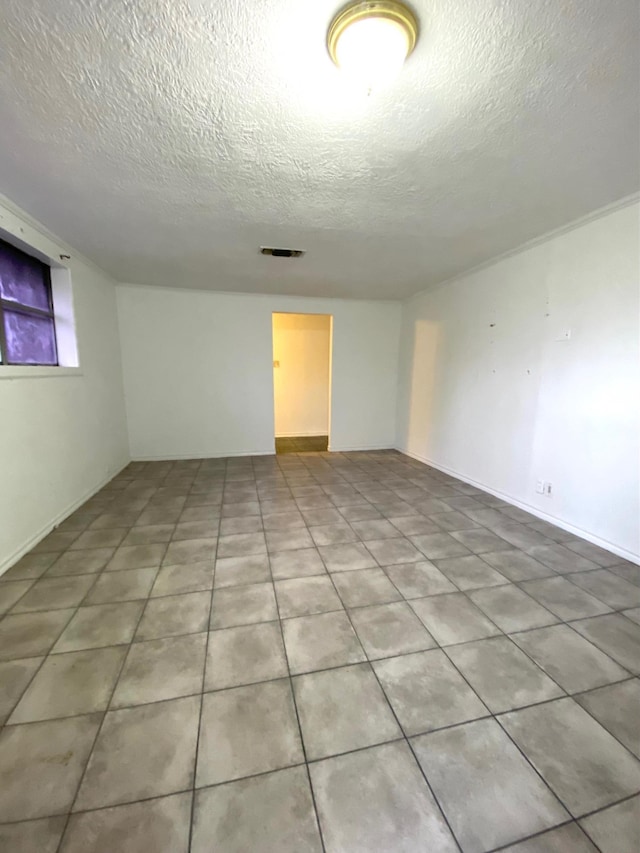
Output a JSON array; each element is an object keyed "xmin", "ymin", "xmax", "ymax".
[{"xmin": 0, "ymin": 366, "xmax": 83, "ymax": 379}]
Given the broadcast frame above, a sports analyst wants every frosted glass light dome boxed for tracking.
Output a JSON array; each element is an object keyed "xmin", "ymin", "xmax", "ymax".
[{"xmin": 328, "ymin": 1, "xmax": 418, "ymax": 92}]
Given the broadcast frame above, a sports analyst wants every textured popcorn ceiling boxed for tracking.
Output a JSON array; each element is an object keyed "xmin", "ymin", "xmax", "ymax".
[{"xmin": 0, "ymin": 0, "xmax": 638, "ymax": 299}]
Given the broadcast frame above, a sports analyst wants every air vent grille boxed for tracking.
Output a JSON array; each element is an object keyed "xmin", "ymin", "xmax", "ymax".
[{"xmin": 260, "ymin": 247, "xmax": 305, "ymax": 258}]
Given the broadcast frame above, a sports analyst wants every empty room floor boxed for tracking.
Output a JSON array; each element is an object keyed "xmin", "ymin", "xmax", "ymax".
[{"xmin": 0, "ymin": 451, "xmax": 639, "ymax": 852}]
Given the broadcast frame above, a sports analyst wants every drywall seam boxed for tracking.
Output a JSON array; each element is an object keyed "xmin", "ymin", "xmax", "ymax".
[
  {"xmin": 397, "ymin": 447, "xmax": 640, "ymax": 565},
  {"xmin": 0, "ymin": 458, "xmax": 130, "ymax": 577}
]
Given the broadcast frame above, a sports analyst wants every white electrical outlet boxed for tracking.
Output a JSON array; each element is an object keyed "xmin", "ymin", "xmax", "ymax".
[
  {"xmin": 535, "ymin": 480, "xmax": 545, "ymax": 494},
  {"xmin": 544, "ymin": 482, "xmax": 553, "ymax": 496}
]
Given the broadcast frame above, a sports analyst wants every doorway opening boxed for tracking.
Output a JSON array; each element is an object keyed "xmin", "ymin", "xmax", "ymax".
[{"xmin": 272, "ymin": 312, "xmax": 332, "ymax": 454}]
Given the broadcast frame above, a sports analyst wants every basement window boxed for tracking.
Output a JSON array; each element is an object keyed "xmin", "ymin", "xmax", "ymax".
[{"xmin": 0, "ymin": 237, "xmax": 58, "ymax": 365}]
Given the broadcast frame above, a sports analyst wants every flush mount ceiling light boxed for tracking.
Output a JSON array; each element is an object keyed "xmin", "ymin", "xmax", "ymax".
[{"xmin": 327, "ymin": 0, "xmax": 418, "ymax": 91}]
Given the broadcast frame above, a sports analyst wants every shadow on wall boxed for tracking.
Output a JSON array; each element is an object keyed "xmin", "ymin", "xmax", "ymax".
[{"xmin": 398, "ymin": 319, "xmax": 441, "ymax": 456}]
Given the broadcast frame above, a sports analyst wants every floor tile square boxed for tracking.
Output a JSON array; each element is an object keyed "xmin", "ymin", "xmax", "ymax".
[
  {"xmin": 266, "ymin": 528, "xmax": 314, "ymax": 552},
  {"xmin": 364, "ymin": 537, "xmax": 425, "ymax": 566},
  {"xmin": 210, "ymin": 582, "xmax": 277, "ymax": 629},
  {"xmin": 0, "ymin": 581, "xmax": 33, "ymax": 615},
  {"xmin": 527, "ymin": 545, "xmax": 599, "ymax": 574},
  {"xmin": 309, "ymin": 523, "xmax": 357, "ymax": 546},
  {"xmin": 512, "ymin": 624, "xmax": 629, "ymax": 693},
  {"xmin": 163, "ymin": 538, "xmax": 218, "ymax": 564},
  {"xmin": 520, "ymin": 576, "xmax": 612, "ymax": 620},
  {"xmin": 74, "ymin": 695, "xmax": 200, "ymax": 810},
  {"xmin": 435, "ymin": 554, "xmax": 507, "ymax": 590},
  {"xmin": 214, "ymin": 554, "xmax": 270, "ymax": 587},
  {"xmin": 566, "ymin": 540, "xmax": 623, "ymax": 568},
  {"xmin": 469, "ymin": 584, "xmax": 558, "ymax": 632},
  {"xmin": 282, "ymin": 611, "xmax": 366, "ymax": 674},
  {"xmin": 9, "ymin": 575, "xmax": 94, "ymax": 613},
  {"xmin": 0, "ymin": 714, "xmax": 101, "ymax": 820},
  {"xmin": 262, "ymin": 510, "xmax": 307, "ymax": 531},
  {"xmin": 61, "ymin": 792, "xmax": 192, "ymax": 853},
  {"xmin": 196, "ymin": 679, "xmax": 303, "ymax": 786},
  {"xmin": 53, "ymin": 602, "xmax": 143, "ymax": 653},
  {"xmin": 480, "ymin": 549, "xmax": 552, "ymax": 581},
  {"xmin": 2, "ymin": 551, "xmax": 59, "ymax": 581},
  {"xmin": 150, "ymin": 561, "xmax": 214, "ymax": 596},
  {"xmin": 302, "ymin": 508, "xmax": 344, "ymax": 526},
  {"xmin": 374, "ymin": 649, "xmax": 488, "ymax": 735},
  {"xmin": 412, "ymin": 718, "xmax": 568, "ymax": 852},
  {"xmin": 384, "ymin": 561, "xmax": 456, "ymax": 598},
  {"xmin": 275, "ymin": 575, "xmax": 343, "ymax": 618},
  {"xmin": 111, "ymin": 633, "xmax": 207, "ymax": 707},
  {"xmin": 429, "ymin": 511, "xmax": 481, "ymax": 532},
  {"xmin": 570, "ymin": 614, "xmax": 640, "ymax": 673},
  {"xmin": 317, "ymin": 543, "xmax": 377, "ymax": 572},
  {"xmin": 575, "ymin": 679, "xmax": 640, "ymax": 758},
  {"xmin": 122, "ymin": 524, "xmax": 175, "ymax": 545},
  {"xmin": 387, "ymin": 515, "xmax": 441, "ymax": 535},
  {"xmin": 9, "ymin": 646, "xmax": 126, "ymax": 723},
  {"xmin": 0, "ymin": 609, "xmax": 75, "ymax": 660},
  {"xmin": 569, "ymin": 569, "xmax": 640, "ymax": 609},
  {"xmin": 500, "ymin": 698, "xmax": 640, "ymax": 815},
  {"xmin": 136, "ymin": 591, "xmax": 210, "ymax": 640},
  {"xmin": 332, "ymin": 568, "xmax": 402, "ymax": 607},
  {"xmin": 293, "ymin": 663, "xmax": 401, "ymax": 759},
  {"xmin": 349, "ymin": 601, "xmax": 436, "ymax": 659},
  {"xmin": 579, "ymin": 795, "xmax": 640, "ymax": 853},
  {"xmin": 451, "ymin": 528, "xmax": 512, "ymax": 554},
  {"xmin": 0, "ymin": 657, "xmax": 43, "ymax": 724},
  {"xmin": 104, "ymin": 544, "xmax": 166, "ymax": 571},
  {"xmin": 47, "ymin": 549, "xmax": 115, "ymax": 576},
  {"xmin": 611, "ymin": 563, "xmax": 640, "ymax": 587},
  {"xmin": 0, "ymin": 816, "xmax": 66, "ymax": 853},
  {"xmin": 70, "ymin": 529, "xmax": 127, "ymax": 550},
  {"xmin": 173, "ymin": 520, "xmax": 220, "ymax": 540},
  {"xmin": 192, "ymin": 767, "xmax": 322, "ymax": 853},
  {"xmin": 447, "ymin": 636, "xmax": 564, "ymax": 712},
  {"xmin": 205, "ymin": 621, "xmax": 287, "ymax": 690},
  {"xmin": 350, "ymin": 519, "xmax": 402, "ymax": 541},
  {"xmin": 499, "ymin": 823, "xmax": 598, "ymax": 852},
  {"xmin": 309, "ymin": 740, "xmax": 458, "ymax": 852},
  {"xmin": 337, "ymin": 505, "xmax": 382, "ymax": 524},
  {"xmin": 410, "ymin": 592, "xmax": 501, "ymax": 645},
  {"xmin": 84, "ymin": 567, "xmax": 157, "ymax": 604}
]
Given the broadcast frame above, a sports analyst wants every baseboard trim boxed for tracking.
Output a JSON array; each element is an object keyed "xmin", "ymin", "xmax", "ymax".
[
  {"xmin": 328, "ymin": 444, "xmax": 395, "ymax": 453},
  {"xmin": 396, "ymin": 447, "xmax": 640, "ymax": 566},
  {"xmin": 0, "ymin": 458, "xmax": 131, "ymax": 577},
  {"xmin": 275, "ymin": 432, "xmax": 329, "ymax": 438},
  {"xmin": 131, "ymin": 450, "xmax": 276, "ymax": 461}
]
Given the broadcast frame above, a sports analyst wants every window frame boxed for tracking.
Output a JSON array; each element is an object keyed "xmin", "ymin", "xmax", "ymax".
[{"xmin": 0, "ymin": 237, "xmax": 59, "ymax": 367}]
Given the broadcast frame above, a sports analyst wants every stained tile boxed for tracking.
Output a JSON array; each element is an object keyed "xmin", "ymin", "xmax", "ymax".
[
  {"xmin": 270, "ymin": 547, "xmax": 326, "ymax": 579},
  {"xmin": 0, "ymin": 657, "xmax": 43, "ymax": 724},
  {"xmin": 210, "ymin": 582, "xmax": 277, "ymax": 629},
  {"xmin": 309, "ymin": 741, "xmax": 458, "ymax": 852},
  {"xmin": 374, "ymin": 649, "xmax": 488, "ymax": 735},
  {"xmin": 520, "ymin": 576, "xmax": 612, "ymax": 620},
  {"xmin": 1, "ymin": 551, "xmax": 59, "ymax": 581},
  {"xmin": 150, "ymin": 561, "xmax": 214, "ymax": 596},
  {"xmin": 173, "ymin": 520, "xmax": 220, "ymax": 540},
  {"xmin": 575, "ymin": 679, "xmax": 640, "ymax": 758},
  {"xmin": 500, "ymin": 823, "xmax": 598, "ymax": 852},
  {"xmin": 579, "ymin": 795, "xmax": 640, "ymax": 853},
  {"xmin": 350, "ymin": 519, "xmax": 403, "ymax": 540},
  {"xmin": 566, "ymin": 540, "xmax": 622, "ymax": 568},
  {"xmin": 10, "ymin": 646, "xmax": 126, "ymax": 723},
  {"xmin": 364, "ymin": 537, "xmax": 425, "ymax": 566},
  {"xmin": 47, "ymin": 549, "xmax": 114, "ymax": 576},
  {"xmin": 412, "ymin": 718, "xmax": 568, "ymax": 852},
  {"xmin": 0, "ymin": 580, "xmax": 33, "ymax": 614},
  {"xmin": 410, "ymin": 593, "xmax": 501, "ymax": 645},
  {"xmin": 309, "ymin": 523, "xmax": 357, "ymax": 546},
  {"xmin": 435, "ymin": 554, "xmax": 507, "ymax": 590},
  {"xmin": 60, "ymin": 792, "xmax": 192, "ymax": 853},
  {"xmin": 350, "ymin": 601, "xmax": 435, "ymax": 659},
  {"xmin": 53, "ymin": 602, "xmax": 143, "ymax": 652},
  {"xmin": 500, "ymin": 698, "xmax": 640, "ymax": 815},
  {"xmin": 450, "ymin": 528, "xmax": 512, "ymax": 554},
  {"xmin": 0, "ymin": 609, "xmax": 74, "ymax": 660},
  {"xmin": 0, "ymin": 816, "xmax": 67, "ymax": 853},
  {"xmin": 164, "ymin": 538, "xmax": 218, "ymax": 564},
  {"xmin": 192, "ymin": 767, "xmax": 322, "ymax": 853},
  {"xmin": 384, "ymin": 561, "xmax": 456, "ymax": 598},
  {"xmin": 0, "ymin": 714, "xmax": 101, "ymax": 820},
  {"xmin": 469, "ymin": 584, "xmax": 558, "ymax": 632},
  {"xmin": 429, "ymin": 511, "xmax": 481, "ymax": 532},
  {"xmin": 74, "ymin": 696, "xmax": 200, "ymax": 810},
  {"xmin": 527, "ymin": 544, "xmax": 599, "ymax": 574},
  {"xmin": 447, "ymin": 636, "xmax": 564, "ymax": 712},
  {"xmin": 569, "ymin": 569, "xmax": 640, "ymax": 609},
  {"xmin": 136, "ymin": 591, "xmax": 210, "ymax": 640},
  {"xmin": 205, "ymin": 621, "xmax": 287, "ymax": 690},
  {"xmin": 275, "ymin": 575, "xmax": 342, "ymax": 618},
  {"xmin": 318, "ymin": 542, "xmax": 377, "ymax": 572},
  {"xmin": 265, "ymin": 529, "xmax": 314, "ymax": 552},
  {"xmin": 105, "ymin": 544, "xmax": 166, "ymax": 571},
  {"xmin": 84, "ymin": 567, "xmax": 157, "ymax": 604},
  {"xmin": 112, "ymin": 633, "xmax": 207, "ymax": 707},
  {"xmin": 387, "ymin": 515, "xmax": 440, "ymax": 535},
  {"xmin": 70, "ymin": 528, "xmax": 127, "ymax": 550},
  {"xmin": 214, "ymin": 553, "xmax": 270, "ymax": 587},
  {"xmin": 121, "ymin": 524, "xmax": 175, "ymax": 545},
  {"xmin": 480, "ymin": 549, "xmax": 552, "ymax": 581},
  {"xmin": 196, "ymin": 679, "xmax": 303, "ymax": 786},
  {"xmin": 282, "ymin": 611, "xmax": 366, "ymax": 674}
]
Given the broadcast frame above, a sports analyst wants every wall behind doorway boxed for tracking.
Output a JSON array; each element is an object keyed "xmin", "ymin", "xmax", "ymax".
[{"xmin": 273, "ymin": 313, "xmax": 331, "ymax": 437}]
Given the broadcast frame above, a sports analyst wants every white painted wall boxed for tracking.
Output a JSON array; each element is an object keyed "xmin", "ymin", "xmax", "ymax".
[
  {"xmin": 117, "ymin": 286, "xmax": 401, "ymax": 459},
  {"xmin": 273, "ymin": 313, "xmax": 331, "ymax": 437},
  {"xmin": 0, "ymin": 198, "xmax": 129, "ymax": 573},
  {"xmin": 397, "ymin": 201, "xmax": 640, "ymax": 561}
]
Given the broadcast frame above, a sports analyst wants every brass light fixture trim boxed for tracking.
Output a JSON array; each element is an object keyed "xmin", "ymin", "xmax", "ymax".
[{"xmin": 327, "ymin": 0, "xmax": 419, "ymax": 67}]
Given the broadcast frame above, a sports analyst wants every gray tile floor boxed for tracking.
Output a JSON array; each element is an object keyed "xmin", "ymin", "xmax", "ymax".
[{"xmin": 0, "ymin": 450, "xmax": 639, "ymax": 852}]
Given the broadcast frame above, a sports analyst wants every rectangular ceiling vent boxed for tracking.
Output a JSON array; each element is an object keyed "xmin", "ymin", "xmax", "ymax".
[{"xmin": 260, "ymin": 247, "xmax": 305, "ymax": 258}]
